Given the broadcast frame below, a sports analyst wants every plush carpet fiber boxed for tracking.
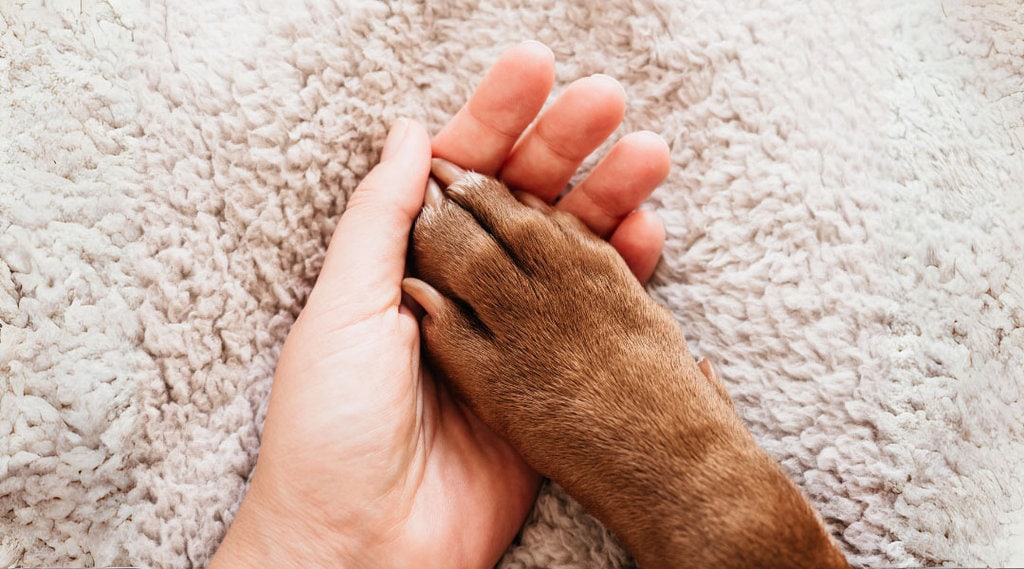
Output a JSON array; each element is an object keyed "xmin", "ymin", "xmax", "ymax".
[{"xmin": 1, "ymin": 1, "xmax": 1022, "ymax": 567}]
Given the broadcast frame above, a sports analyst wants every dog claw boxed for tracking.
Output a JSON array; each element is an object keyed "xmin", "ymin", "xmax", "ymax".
[
  {"xmin": 697, "ymin": 357, "xmax": 718, "ymax": 383},
  {"xmin": 697, "ymin": 357, "xmax": 734, "ymax": 405},
  {"xmin": 402, "ymin": 277, "xmax": 446, "ymax": 318},
  {"xmin": 425, "ymin": 177, "xmax": 444, "ymax": 208},
  {"xmin": 513, "ymin": 190, "xmax": 552, "ymax": 212},
  {"xmin": 431, "ymin": 157, "xmax": 469, "ymax": 187}
]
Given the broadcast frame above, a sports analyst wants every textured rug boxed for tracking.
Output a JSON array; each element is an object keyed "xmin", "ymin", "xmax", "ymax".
[{"xmin": 2, "ymin": 1, "xmax": 1023, "ymax": 567}]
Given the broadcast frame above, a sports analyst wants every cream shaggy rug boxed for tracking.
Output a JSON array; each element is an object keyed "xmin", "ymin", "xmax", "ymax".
[{"xmin": 2, "ymin": 1, "xmax": 1023, "ymax": 567}]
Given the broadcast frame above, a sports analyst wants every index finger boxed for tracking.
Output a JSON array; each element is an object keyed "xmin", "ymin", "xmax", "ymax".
[{"xmin": 432, "ymin": 41, "xmax": 554, "ymax": 174}]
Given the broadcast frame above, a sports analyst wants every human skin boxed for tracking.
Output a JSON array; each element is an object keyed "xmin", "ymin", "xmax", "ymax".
[{"xmin": 208, "ymin": 41, "xmax": 670, "ymax": 569}]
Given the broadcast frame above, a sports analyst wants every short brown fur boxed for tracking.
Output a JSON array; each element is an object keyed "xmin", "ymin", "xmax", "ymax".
[{"xmin": 406, "ymin": 165, "xmax": 849, "ymax": 569}]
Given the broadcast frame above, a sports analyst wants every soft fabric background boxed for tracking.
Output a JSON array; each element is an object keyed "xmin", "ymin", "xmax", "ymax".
[{"xmin": 1, "ymin": 1, "xmax": 1022, "ymax": 567}]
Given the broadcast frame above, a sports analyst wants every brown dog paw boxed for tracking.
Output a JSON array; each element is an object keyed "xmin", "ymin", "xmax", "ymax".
[
  {"xmin": 403, "ymin": 159, "xmax": 848, "ymax": 569},
  {"xmin": 404, "ymin": 159, "xmax": 726, "ymax": 479}
]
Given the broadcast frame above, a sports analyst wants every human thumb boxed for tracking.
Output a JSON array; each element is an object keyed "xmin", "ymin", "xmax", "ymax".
[{"xmin": 306, "ymin": 119, "xmax": 431, "ymax": 320}]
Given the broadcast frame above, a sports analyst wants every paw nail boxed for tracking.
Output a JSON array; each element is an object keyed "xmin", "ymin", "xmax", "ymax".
[
  {"xmin": 425, "ymin": 178, "xmax": 444, "ymax": 207},
  {"xmin": 698, "ymin": 357, "xmax": 719, "ymax": 383},
  {"xmin": 513, "ymin": 190, "xmax": 552, "ymax": 212},
  {"xmin": 401, "ymin": 278, "xmax": 446, "ymax": 318},
  {"xmin": 431, "ymin": 157, "xmax": 468, "ymax": 187}
]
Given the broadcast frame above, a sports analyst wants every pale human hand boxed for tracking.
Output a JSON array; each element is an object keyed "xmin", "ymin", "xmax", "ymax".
[
  {"xmin": 433, "ymin": 41, "xmax": 668, "ymax": 283},
  {"xmin": 209, "ymin": 41, "xmax": 670, "ymax": 568}
]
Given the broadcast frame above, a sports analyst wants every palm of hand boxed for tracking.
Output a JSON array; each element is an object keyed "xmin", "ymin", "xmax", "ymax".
[{"xmin": 261, "ymin": 303, "xmax": 536, "ymax": 566}]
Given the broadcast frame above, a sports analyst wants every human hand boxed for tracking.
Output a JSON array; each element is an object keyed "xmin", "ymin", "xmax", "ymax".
[
  {"xmin": 433, "ymin": 41, "xmax": 669, "ymax": 283},
  {"xmin": 210, "ymin": 119, "xmax": 532, "ymax": 568},
  {"xmin": 209, "ymin": 41, "xmax": 670, "ymax": 569}
]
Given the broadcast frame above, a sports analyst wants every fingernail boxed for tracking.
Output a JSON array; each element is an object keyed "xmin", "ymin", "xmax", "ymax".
[
  {"xmin": 382, "ymin": 118, "xmax": 412, "ymax": 161},
  {"xmin": 587, "ymin": 73, "xmax": 626, "ymax": 96},
  {"xmin": 520, "ymin": 40, "xmax": 554, "ymax": 59}
]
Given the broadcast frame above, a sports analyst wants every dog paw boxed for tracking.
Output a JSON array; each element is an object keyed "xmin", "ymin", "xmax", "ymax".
[
  {"xmin": 404, "ymin": 160, "xmax": 849, "ymax": 569},
  {"xmin": 404, "ymin": 159, "xmax": 728, "ymax": 474}
]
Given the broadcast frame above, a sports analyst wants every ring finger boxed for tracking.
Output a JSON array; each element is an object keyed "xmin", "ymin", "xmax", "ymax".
[
  {"xmin": 556, "ymin": 130, "xmax": 671, "ymax": 238},
  {"xmin": 498, "ymin": 74, "xmax": 626, "ymax": 202}
]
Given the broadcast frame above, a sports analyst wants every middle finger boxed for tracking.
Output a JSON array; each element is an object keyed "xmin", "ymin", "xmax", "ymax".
[{"xmin": 499, "ymin": 74, "xmax": 626, "ymax": 202}]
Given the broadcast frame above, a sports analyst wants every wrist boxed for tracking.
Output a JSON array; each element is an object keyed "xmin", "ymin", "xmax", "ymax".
[{"xmin": 209, "ymin": 479, "xmax": 356, "ymax": 569}]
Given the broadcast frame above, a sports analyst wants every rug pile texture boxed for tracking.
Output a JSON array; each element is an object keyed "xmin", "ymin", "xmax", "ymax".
[{"xmin": 1, "ymin": 1, "xmax": 1023, "ymax": 567}]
